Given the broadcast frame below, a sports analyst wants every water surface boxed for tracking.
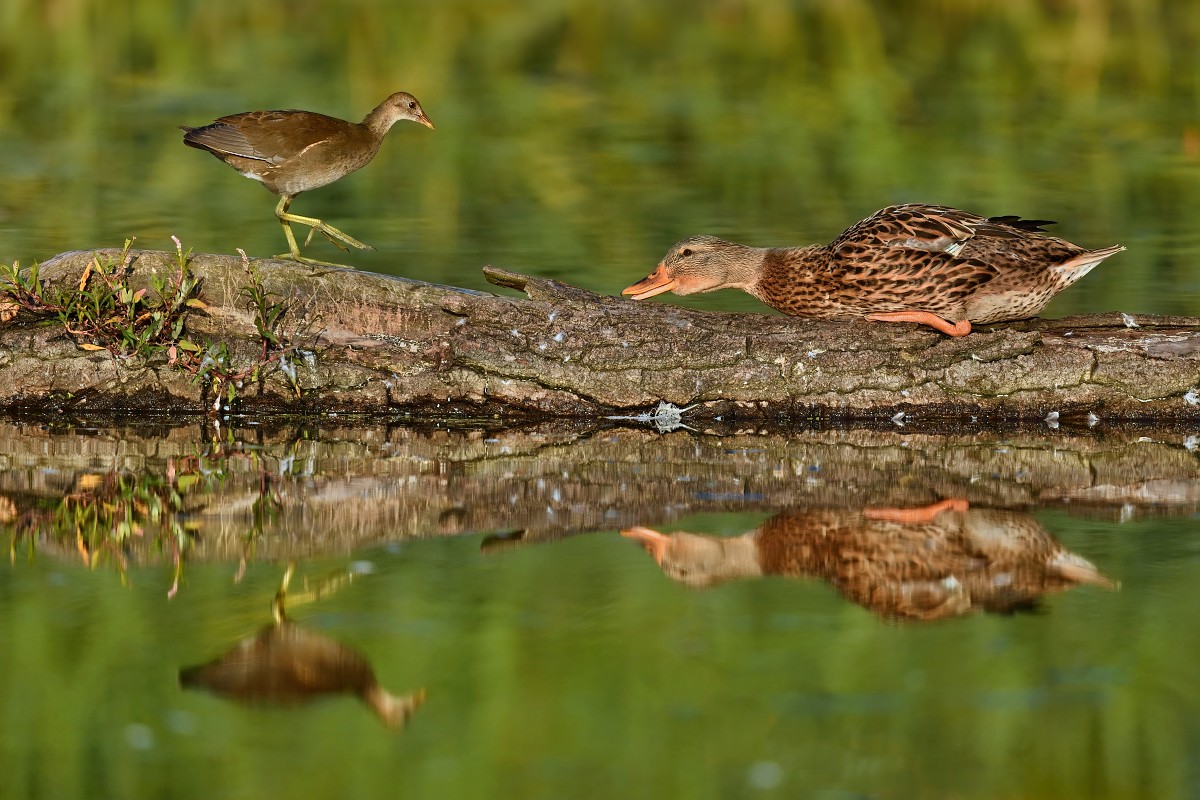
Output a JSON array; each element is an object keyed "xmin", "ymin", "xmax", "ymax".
[
  {"xmin": 1, "ymin": 420, "xmax": 1198, "ymax": 799},
  {"xmin": 3, "ymin": 3, "xmax": 1200, "ymax": 798}
]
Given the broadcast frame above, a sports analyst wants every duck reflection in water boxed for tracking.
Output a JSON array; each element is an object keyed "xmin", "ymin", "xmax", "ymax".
[
  {"xmin": 621, "ymin": 499, "xmax": 1115, "ymax": 621},
  {"xmin": 180, "ymin": 564, "xmax": 425, "ymax": 728}
]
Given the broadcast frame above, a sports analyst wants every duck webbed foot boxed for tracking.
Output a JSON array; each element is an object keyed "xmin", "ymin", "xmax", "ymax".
[
  {"xmin": 863, "ymin": 498, "xmax": 969, "ymax": 525},
  {"xmin": 865, "ymin": 311, "xmax": 972, "ymax": 337}
]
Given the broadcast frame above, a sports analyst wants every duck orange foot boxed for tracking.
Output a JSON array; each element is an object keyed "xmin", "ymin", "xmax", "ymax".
[
  {"xmin": 863, "ymin": 498, "xmax": 970, "ymax": 524},
  {"xmin": 866, "ymin": 311, "xmax": 972, "ymax": 337}
]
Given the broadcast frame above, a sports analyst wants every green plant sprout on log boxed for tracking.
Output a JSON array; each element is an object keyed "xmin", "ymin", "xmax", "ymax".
[{"xmin": 0, "ymin": 238, "xmax": 303, "ymax": 412}]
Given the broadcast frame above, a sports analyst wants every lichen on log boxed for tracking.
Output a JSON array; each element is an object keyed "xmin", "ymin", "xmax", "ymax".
[{"xmin": 0, "ymin": 248, "xmax": 1198, "ymax": 423}]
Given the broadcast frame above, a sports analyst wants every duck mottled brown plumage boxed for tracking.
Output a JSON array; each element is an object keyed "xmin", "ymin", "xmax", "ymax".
[
  {"xmin": 622, "ymin": 204, "xmax": 1124, "ymax": 336},
  {"xmin": 181, "ymin": 92, "xmax": 434, "ymax": 266},
  {"xmin": 621, "ymin": 500, "xmax": 1115, "ymax": 621}
]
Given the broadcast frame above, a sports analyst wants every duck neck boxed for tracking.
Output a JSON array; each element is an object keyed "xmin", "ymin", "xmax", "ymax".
[
  {"xmin": 716, "ymin": 242, "xmax": 773, "ymax": 293},
  {"xmin": 747, "ymin": 245, "xmax": 828, "ymax": 306},
  {"xmin": 715, "ymin": 535, "xmax": 766, "ymax": 581}
]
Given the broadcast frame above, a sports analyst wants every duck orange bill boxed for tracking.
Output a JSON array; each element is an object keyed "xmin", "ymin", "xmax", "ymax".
[
  {"xmin": 621, "ymin": 264, "xmax": 677, "ymax": 300},
  {"xmin": 620, "ymin": 526, "xmax": 671, "ymax": 564}
]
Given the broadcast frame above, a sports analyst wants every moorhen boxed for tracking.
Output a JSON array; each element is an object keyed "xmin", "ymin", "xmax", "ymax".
[
  {"xmin": 178, "ymin": 563, "xmax": 426, "ymax": 728},
  {"xmin": 181, "ymin": 92, "xmax": 434, "ymax": 266}
]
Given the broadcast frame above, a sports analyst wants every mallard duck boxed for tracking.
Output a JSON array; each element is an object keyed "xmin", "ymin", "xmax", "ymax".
[
  {"xmin": 622, "ymin": 204, "xmax": 1124, "ymax": 336},
  {"xmin": 181, "ymin": 92, "xmax": 434, "ymax": 266},
  {"xmin": 621, "ymin": 500, "xmax": 1115, "ymax": 620}
]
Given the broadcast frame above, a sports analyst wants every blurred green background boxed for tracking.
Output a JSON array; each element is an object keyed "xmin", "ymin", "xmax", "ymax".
[
  {"xmin": 3, "ymin": 4, "xmax": 1200, "ymax": 798},
  {"xmin": 1, "ymin": 0, "xmax": 1198, "ymax": 316}
]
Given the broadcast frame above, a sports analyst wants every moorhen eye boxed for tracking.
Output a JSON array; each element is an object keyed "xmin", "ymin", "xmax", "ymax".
[{"xmin": 681, "ymin": 248, "xmax": 693, "ymax": 257}]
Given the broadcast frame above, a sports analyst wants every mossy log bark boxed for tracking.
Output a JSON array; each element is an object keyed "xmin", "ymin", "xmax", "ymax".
[{"xmin": 2, "ymin": 248, "xmax": 1200, "ymax": 423}]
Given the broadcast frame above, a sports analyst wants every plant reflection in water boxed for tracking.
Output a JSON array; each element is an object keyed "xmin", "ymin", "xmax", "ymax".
[
  {"xmin": 180, "ymin": 562, "xmax": 425, "ymax": 729},
  {"xmin": 622, "ymin": 500, "xmax": 1116, "ymax": 621}
]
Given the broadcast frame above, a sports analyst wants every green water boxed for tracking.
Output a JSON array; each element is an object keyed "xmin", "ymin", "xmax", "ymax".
[
  {"xmin": 2, "ymin": 0, "xmax": 1199, "ymax": 317},
  {"xmin": 3, "ymin": 1, "xmax": 1200, "ymax": 797},
  {"xmin": 2, "ymin": 421, "xmax": 1200, "ymax": 798},
  {"xmin": 6, "ymin": 523, "xmax": 1196, "ymax": 800}
]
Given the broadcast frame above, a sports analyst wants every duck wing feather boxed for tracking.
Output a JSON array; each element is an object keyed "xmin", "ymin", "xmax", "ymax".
[{"xmin": 833, "ymin": 204, "xmax": 1058, "ymax": 257}]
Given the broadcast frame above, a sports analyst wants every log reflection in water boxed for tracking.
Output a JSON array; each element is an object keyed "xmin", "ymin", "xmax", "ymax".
[
  {"xmin": 4, "ymin": 421, "xmax": 1200, "ymax": 565},
  {"xmin": 179, "ymin": 565, "xmax": 425, "ymax": 728},
  {"xmin": 622, "ymin": 501, "xmax": 1115, "ymax": 621}
]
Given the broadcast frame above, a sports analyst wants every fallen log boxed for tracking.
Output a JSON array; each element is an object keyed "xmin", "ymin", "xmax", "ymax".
[{"xmin": 1, "ymin": 248, "xmax": 1198, "ymax": 423}]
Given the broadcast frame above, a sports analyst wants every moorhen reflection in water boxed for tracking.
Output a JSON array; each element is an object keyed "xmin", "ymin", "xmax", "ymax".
[
  {"xmin": 622, "ymin": 500, "xmax": 1115, "ymax": 621},
  {"xmin": 180, "ymin": 564, "xmax": 425, "ymax": 728}
]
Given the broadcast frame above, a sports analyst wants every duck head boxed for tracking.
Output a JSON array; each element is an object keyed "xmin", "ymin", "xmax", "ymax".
[
  {"xmin": 621, "ymin": 526, "xmax": 762, "ymax": 588},
  {"xmin": 622, "ymin": 236, "xmax": 763, "ymax": 300}
]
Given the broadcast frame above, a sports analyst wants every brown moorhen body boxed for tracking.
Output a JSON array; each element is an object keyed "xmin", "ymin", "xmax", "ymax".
[
  {"xmin": 179, "ymin": 619, "xmax": 426, "ymax": 728},
  {"xmin": 181, "ymin": 92, "xmax": 434, "ymax": 266},
  {"xmin": 179, "ymin": 563, "xmax": 426, "ymax": 728}
]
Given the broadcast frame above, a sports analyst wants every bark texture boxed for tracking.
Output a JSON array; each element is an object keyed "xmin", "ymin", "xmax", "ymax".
[{"xmin": 1, "ymin": 248, "xmax": 1199, "ymax": 422}]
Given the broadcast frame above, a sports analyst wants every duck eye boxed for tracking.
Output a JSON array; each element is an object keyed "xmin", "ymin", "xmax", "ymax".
[{"xmin": 680, "ymin": 248, "xmax": 693, "ymax": 257}]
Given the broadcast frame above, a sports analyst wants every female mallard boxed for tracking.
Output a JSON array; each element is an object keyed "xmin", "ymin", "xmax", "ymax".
[
  {"xmin": 621, "ymin": 500, "xmax": 1115, "ymax": 621},
  {"xmin": 622, "ymin": 204, "xmax": 1124, "ymax": 336}
]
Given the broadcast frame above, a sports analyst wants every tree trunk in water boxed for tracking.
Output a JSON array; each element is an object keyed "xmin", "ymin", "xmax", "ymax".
[{"xmin": 1, "ymin": 248, "xmax": 1198, "ymax": 424}]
